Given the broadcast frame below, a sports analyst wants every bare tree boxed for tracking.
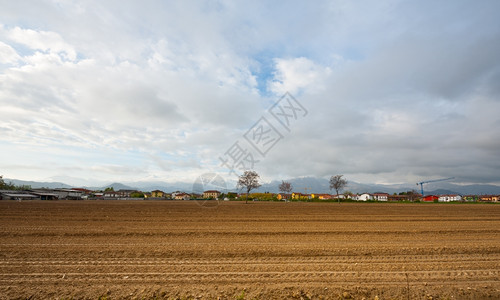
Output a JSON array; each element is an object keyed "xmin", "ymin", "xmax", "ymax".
[
  {"xmin": 237, "ymin": 170, "xmax": 262, "ymax": 204},
  {"xmin": 278, "ymin": 180, "xmax": 293, "ymax": 201},
  {"xmin": 330, "ymin": 175, "xmax": 347, "ymax": 203},
  {"xmin": 407, "ymin": 189, "xmax": 420, "ymax": 202}
]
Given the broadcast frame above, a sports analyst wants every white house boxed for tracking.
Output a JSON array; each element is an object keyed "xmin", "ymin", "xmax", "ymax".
[
  {"xmin": 174, "ymin": 193, "xmax": 191, "ymax": 200},
  {"xmin": 372, "ymin": 193, "xmax": 389, "ymax": 201},
  {"xmin": 171, "ymin": 191, "xmax": 182, "ymax": 198},
  {"xmin": 355, "ymin": 193, "xmax": 373, "ymax": 201},
  {"xmin": 103, "ymin": 191, "xmax": 119, "ymax": 198},
  {"xmin": 438, "ymin": 194, "xmax": 462, "ymax": 202}
]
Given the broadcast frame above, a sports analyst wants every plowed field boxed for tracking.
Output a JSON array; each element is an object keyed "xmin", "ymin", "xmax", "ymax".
[{"xmin": 1, "ymin": 200, "xmax": 500, "ymax": 299}]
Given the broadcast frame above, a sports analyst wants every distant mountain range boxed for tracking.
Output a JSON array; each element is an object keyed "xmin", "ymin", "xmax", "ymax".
[
  {"xmin": 4, "ymin": 179, "xmax": 73, "ymax": 189},
  {"xmin": 4, "ymin": 178, "xmax": 199, "ymax": 193},
  {"xmin": 254, "ymin": 177, "xmax": 500, "ymax": 195},
  {"xmin": 5, "ymin": 177, "xmax": 500, "ymax": 195}
]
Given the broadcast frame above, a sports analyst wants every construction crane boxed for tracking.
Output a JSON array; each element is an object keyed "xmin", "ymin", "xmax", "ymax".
[{"xmin": 416, "ymin": 177, "xmax": 454, "ymax": 197}]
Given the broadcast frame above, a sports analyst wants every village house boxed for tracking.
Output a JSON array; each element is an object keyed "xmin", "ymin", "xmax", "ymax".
[
  {"xmin": 116, "ymin": 189, "xmax": 138, "ymax": 198},
  {"xmin": 354, "ymin": 193, "xmax": 373, "ymax": 201},
  {"xmin": 276, "ymin": 193, "xmax": 292, "ymax": 201},
  {"xmin": 387, "ymin": 194, "xmax": 410, "ymax": 202},
  {"xmin": 479, "ymin": 195, "xmax": 499, "ymax": 202},
  {"xmin": 310, "ymin": 193, "xmax": 333, "ymax": 200},
  {"xmin": 291, "ymin": 192, "xmax": 310, "ymax": 200},
  {"xmin": 332, "ymin": 194, "xmax": 347, "ymax": 200},
  {"xmin": 372, "ymin": 193, "xmax": 389, "ymax": 201},
  {"xmin": 174, "ymin": 193, "xmax": 191, "ymax": 200},
  {"xmin": 171, "ymin": 191, "xmax": 182, "ymax": 198},
  {"xmin": 462, "ymin": 195, "xmax": 478, "ymax": 202},
  {"xmin": 438, "ymin": 194, "xmax": 462, "ymax": 202},
  {"xmin": 202, "ymin": 190, "xmax": 221, "ymax": 199},
  {"xmin": 151, "ymin": 190, "xmax": 165, "ymax": 198}
]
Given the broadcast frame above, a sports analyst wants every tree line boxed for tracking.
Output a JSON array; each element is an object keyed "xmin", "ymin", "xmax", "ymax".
[
  {"xmin": 237, "ymin": 171, "xmax": 347, "ymax": 202},
  {"xmin": 0, "ymin": 176, "xmax": 31, "ymax": 191}
]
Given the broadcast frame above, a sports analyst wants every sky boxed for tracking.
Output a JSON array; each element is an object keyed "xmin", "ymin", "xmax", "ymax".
[{"xmin": 1, "ymin": 0, "xmax": 500, "ymax": 187}]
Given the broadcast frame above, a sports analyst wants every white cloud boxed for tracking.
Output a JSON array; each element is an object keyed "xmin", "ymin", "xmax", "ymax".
[
  {"xmin": 0, "ymin": 41, "xmax": 21, "ymax": 65},
  {"xmin": 1, "ymin": 1, "xmax": 499, "ymax": 186},
  {"xmin": 5, "ymin": 26, "xmax": 77, "ymax": 61},
  {"xmin": 268, "ymin": 57, "xmax": 331, "ymax": 95}
]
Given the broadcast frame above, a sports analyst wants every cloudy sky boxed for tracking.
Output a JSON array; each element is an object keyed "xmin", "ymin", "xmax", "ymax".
[{"xmin": 1, "ymin": 0, "xmax": 499, "ymax": 187}]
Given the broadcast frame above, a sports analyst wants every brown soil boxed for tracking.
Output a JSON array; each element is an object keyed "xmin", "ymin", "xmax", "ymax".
[{"xmin": 1, "ymin": 200, "xmax": 499, "ymax": 299}]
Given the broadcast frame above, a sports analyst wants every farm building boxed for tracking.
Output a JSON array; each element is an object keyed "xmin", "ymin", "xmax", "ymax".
[
  {"xmin": 30, "ymin": 190, "xmax": 59, "ymax": 200},
  {"xmin": 423, "ymin": 195, "xmax": 439, "ymax": 202},
  {"xmin": 0, "ymin": 190, "xmax": 39, "ymax": 201}
]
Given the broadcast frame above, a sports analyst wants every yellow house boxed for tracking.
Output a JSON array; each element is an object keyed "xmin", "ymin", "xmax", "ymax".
[
  {"xmin": 479, "ymin": 195, "xmax": 499, "ymax": 202},
  {"xmin": 151, "ymin": 190, "xmax": 165, "ymax": 198},
  {"xmin": 292, "ymin": 192, "xmax": 310, "ymax": 200},
  {"xmin": 310, "ymin": 193, "xmax": 333, "ymax": 200},
  {"xmin": 203, "ymin": 190, "xmax": 221, "ymax": 199}
]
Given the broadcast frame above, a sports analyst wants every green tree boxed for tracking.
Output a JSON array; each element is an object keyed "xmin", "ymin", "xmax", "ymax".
[
  {"xmin": 130, "ymin": 191, "xmax": 144, "ymax": 198},
  {"xmin": 0, "ymin": 175, "xmax": 19, "ymax": 190},
  {"xmin": 0, "ymin": 175, "xmax": 6, "ymax": 189}
]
